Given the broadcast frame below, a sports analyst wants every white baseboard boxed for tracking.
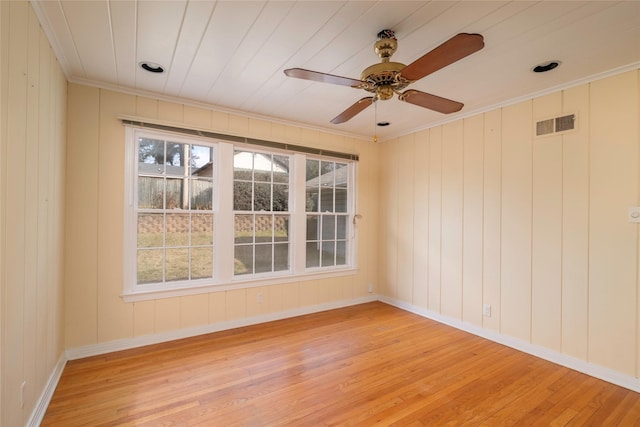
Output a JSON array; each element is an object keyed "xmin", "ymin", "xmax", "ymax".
[
  {"xmin": 379, "ymin": 295, "xmax": 640, "ymax": 394},
  {"xmin": 66, "ymin": 295, "xmax": 377, "ymax": 360},
  {"xmin": 27, "ymin": 353, "xmax": 67, "ymax": 427}
]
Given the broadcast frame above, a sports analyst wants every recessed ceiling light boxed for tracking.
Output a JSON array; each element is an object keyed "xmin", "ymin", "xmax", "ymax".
[
  {"xmin": 139, "ymin": 62, "xmax": 165, "ymax": 73},
  {"xmin": 532, "ymin": 60, "xmax": 560, "ymax": 73},
  {"xmin": 377, "ymin": 121, "xmax": 390, "ymax": 127}
]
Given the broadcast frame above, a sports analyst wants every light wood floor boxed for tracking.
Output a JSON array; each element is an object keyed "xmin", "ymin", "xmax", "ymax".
[{"xmin": 43, "ymin": 302, "xmax": 640, "ymax": 426}]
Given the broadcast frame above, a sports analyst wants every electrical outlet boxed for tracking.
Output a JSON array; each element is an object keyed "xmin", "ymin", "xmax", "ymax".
[
  {"xmin": 367, "ymin": 284, "xmax": 373, "ymax": 293},
  {"xmin": 483, "ymin": 304, "xmax": 491, "ymax": 317}
]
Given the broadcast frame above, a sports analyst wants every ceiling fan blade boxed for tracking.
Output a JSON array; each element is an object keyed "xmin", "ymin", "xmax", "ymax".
[
  {"xmin": 284, "ymin": 68, "xmax": 365, "ymax": 88},
  {"xmin": 399, "ymin": 33, "xmax": 484, "ymax": 82},
  {"xmin": 330, "ymin": 97, "xmax": 375, "ymax": 124},
  {"xmin": 399, "ymin": 90, "xmax": 463, "ymax": 114}
]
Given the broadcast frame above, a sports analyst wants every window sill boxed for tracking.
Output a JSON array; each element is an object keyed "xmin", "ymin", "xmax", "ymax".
[{"xmin": 121, "ymin": 267, "xmax": 359, "ymax": 302}]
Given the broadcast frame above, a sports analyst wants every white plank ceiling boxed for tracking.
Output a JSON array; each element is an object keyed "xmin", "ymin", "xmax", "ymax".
[{"xmin": 32, "ymin": 0, "xmax": 640, "ymax": 141}]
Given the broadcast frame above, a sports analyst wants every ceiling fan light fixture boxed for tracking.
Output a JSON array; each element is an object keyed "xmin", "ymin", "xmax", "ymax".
[
  {"xmin": 139, "ymin": 61, "xmax": 165, "ymax": 73},
  {"xmin": 532, "ymin": 60, "xmax": 560, "ymax": 73}
]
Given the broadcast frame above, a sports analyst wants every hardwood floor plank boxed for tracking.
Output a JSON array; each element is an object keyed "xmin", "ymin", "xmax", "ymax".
[{"xmin": 42, "ymin": 302, "xmax": 640, "ymax": 426}]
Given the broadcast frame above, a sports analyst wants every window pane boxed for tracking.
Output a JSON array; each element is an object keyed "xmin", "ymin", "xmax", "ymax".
[
  {"xmin": 234, "ymin": 150, "xmax": 253, "ymax": 180},
  {"xmin": 255, "ymin": 215, "xmax": 273, "ymax": 243},
  {"xmin": 255, "ymin": 244, "xmax": 272, "ymax": 273},
  {"xmin": 306, "ymin": 215, "xmax": 318, "ymax": 240},
  {"xmin": 138, "ymin": 176, "xmax": 163, "ymax": 209},
  {"xmin": 234, "ymin": 245, "xmax": 253, "ymax": 275},
  {"xmin": 320, "ymin": 186, "xmax": 334, "ymax": 212},
  {"xmin": 191, "ymin": 247, "xmax": 213, "ymax": 279},
  {"xmin": 306, "ymin": 242, "xmax": 320, "ymax": 268},
  {"xmin": 305, "ymin": 159, "xmax": 319, "ymax": 212},
  {"xmin": 191, "ymin": 179, "xmax": 212, "ymax": 210},
  {"xmin": 138, "ymin": 138, "xmax": 165, "ymax": 175},
  {"xmin": 273, "ymin": 184, "xmax": 288, "ymax": 211},
  {"xmin": 254, "ymin": 182, "xmax": 271, "ymax": 211},
  {"xmin": 273, "ymin": 155, "xmax": 289, "ymax": 183},
  {"xmin": 235, "ymin": 215, "xmax": 253, "ymax": 244},
  {"xmin": 305, "ymin": 187, "xmax": 318, "ymax": 212},
  {"xmin": 165, "ymin": 248, "xmax": 189, "ymax": 281},
  {"xmin": 165, "ymin": 178, "xmax": 185, "ymax": 209},
  {"xmin": 336, "ymin": 241, "xmax": 347, "ymax": 265},
  {"xmin": 137, "ymin": 249, "xmax": 163, "ymax": 284},
  {"xmin": 274, "ymin": 216, "xmax": 289, "ymax": 242},
  {"xmin": 165, "ymin": 143, "xmax": 188, "ymax": 173},
  {"xmin": 336, "ymin": 215, "xmax": 347, "ymax": 239},
  {"xmin": 190, "ymin": 145, "xmax": 213, "ymax": 177},
  {"xmin": 321, "ymin": 241, "xmax": 335, "ymax": 267},
  {"xmin": 138, "ymin": 213, "xmax": 163, "ymax": 248},
  {"xmin": 191, "ymin": 213, "xmax": 213, "ymax": 245},
  {"xmin": 166, "ymin": 213, "xmax": 189, "ymax": 247},
  {"xmin": 234, "ymin": 181, "xmax": 252, "ymax": 211},
  {"xmin": 322, "ymin": 215, "xmax": 335, "ymax": 240},
  {"xmin": 274, "ymin": 243, "xmax": 289, "ymax": 271}
]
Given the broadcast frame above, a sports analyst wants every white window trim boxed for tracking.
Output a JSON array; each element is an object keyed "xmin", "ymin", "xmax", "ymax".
[{"xmin": 122, "ymin": 126, "xmax": 359, "ymax": 302}]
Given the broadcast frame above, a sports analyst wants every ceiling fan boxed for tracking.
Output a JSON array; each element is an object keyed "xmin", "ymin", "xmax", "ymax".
[{"xmin": 284, "ymin": 29, "xmax": 484, "ymax": 124}]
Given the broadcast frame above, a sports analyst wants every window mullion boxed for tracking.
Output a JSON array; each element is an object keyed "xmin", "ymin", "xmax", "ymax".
[
  {"xmin": 292, "ymin": 153, "xmax": 307, "ymax": 274},
  {"xmin": 216, "ymin": 142, "xmax": 235, "ymax": 282}
]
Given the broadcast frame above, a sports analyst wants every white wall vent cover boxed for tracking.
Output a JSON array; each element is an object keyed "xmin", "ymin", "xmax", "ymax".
[{"xmin": 535, "ymin": 113, "xmax": 576, "ymax": 137}]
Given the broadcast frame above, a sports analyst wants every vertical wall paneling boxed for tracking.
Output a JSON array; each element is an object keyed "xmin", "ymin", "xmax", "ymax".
[
  {"xmin": 397, "ymin": 134, "xmax": 415, "ymax": 303},
  {"xmin": 462, "ymin": 115, "xmax": 484, "ymax": 326},
  {"xmin": 428, "ymin": 127, "xmax": 442, "ymax": 312},
  {"xmin": 97, "ymin": 90, "xmax": 135, "ymax": 342},
  {"xmin": 382, "ymin": 140, "xmax": 399, "ymax": 298},
  {"xmin": 482, "ymin": 109, "xmax": 502, "ymax": 331},
  {"xmin": 561, "ymin": 84, "xmax": 589, "ymax": 360},
  {"xmin": 4, "ymin": 3, "xmax": 28, "ymax": 423},
  {"xmin": 588, "ymin": 71, "xmax": 638, "ymax": 375},
  {"xmin": 531, "ymin": 93, "xmax": 563, "ymax": 351},
  {"xmin": 413, "ymin": 130, "xmax": 429, "ymax": 309},
  {"xmin": 500, "ymin": 101, "xmax": 533, "ymax": 342},
  {"xmin": 65, "ymin": 84, "xmax": 100, "ymax": 348},
  {"xmin": 441, "ymin": 121, "xmax": 464, "ymax": 319},
  {"xmin": 1, "ymin": 1, "xmax": 67, "ymax": 423}
]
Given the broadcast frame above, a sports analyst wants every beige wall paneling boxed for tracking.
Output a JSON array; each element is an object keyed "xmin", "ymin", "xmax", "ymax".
[
  {"xmin": 248, "ymin": 117, "xmax": 272, "ymax": 139},
  {"xmin": 246, "ymin": 286, "xmax": 270, "ymax": 317},
  {"xmin": 180, "ymin": 294, "xmax": 210, "ymax": 328},
  {"xmin": 211, "ymin": 110, "xmax": 230, "ymax": 132},
  {"xmin": 23, "ymin": 8, "xmax": 41, "ymax": 411},
  {"xmin": 380, "ymin": 139, "xmax": 399, "ymax": 298},
  {"xmin": 462, "ymin": 115, "xmax": 484, "ymax": 326},
  {"xmin": 184, "ymin": 105, "xmax": 212, "ymax": 129},
  {"xmin": 208, "ymin": 291, "xmax": 227, "ymax": 323},
  {"xmin": 226, "ymin": 288, "xmax": 247, "ymax": 321},
  {"xmin": 133, "ymin": 300, "xmax": 156, "ymax": 337},
  {"xmin": 2, "ymin": 2, "xmax": 66, "ymax": 423},
  {"xmin": 136, "ymin": 96, "xmax": 159, "ymax": 119},
  {"xmin": 98, "ymin": 90, "xmax": 135, "ymax": 342},
  {"xmin": 397, "ymin": 134, "xmax": 415, "ymax": 303},
  {"xmin": 561, "ymin": 84, "xmax": 589, "ymax": 360},
  {"xmin": 483, "ymin": 109, "xmax": 502, "ymax": 331},
  {"xmin": 36, "ymin": 26, "xmax": 52, "ymax": 391},
  {"xmin": 268, "ymin": 282, "xmax": 300, "ymax": 313},
  {"xmin": 0, "ymin": 1, "xmax": 8, "ymax": 422},
  {"xmin": 154, "ymin": 297, "xmax": 181, "ymax": 332},
  {"xmin": 413, "ymin": 130, "xmax": 430, "ymax": 309},
  {"xmin": 65, "ymin": 84, "xmax": 100, "ymax": 348},
  {"xmin": 298, "ymin": 279, "xmax": 319, "ymax": 308},
  {"xmin": 440, "ymin": 121, "xmax": 464, "ymax": 319},
  {"xmin": 158, "ymin": 100, "xmax": 184, "ymax": 123},
  {"xmin": 588, "ymin": 71, "xmax": 638, "ymax": 375},
  {"xmin": 500, "ymin": 100, "xmax": 533, "ymax": 342},
  {"xmin": 4, "ymin": 3, "xmax": 28, "ymax": 424},
  {"xmin": 531, "ymin": 92, "xmax": 563, "ymax": 351},
  {"xmin": 428, "ymin": 127, "xmax": 442, "ymax": 312},
  {"xmin": 229, "ymin": 114, "xmax": 250, "ymax": 135}
]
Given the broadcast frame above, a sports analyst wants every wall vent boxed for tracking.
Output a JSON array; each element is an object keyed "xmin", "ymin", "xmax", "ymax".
[{"xmin": 535, "ymin": 113, "xmax": 576, "ymax": 137}]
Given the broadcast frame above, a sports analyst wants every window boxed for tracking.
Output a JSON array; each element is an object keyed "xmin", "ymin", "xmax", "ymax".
[
  {"xmin": 124, "ymin": 127, "xmax": 357, "ymax": 300},
  {"xmin": 233, "ymin": 150, "xmax": 290, "ymax": 276},
  {"xmin": 134, "ymin": 135, "xmax": 215, "ymax": 285}
]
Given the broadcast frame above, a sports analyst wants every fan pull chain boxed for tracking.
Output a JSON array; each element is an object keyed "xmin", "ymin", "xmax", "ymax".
[{"xmin": 373, "ymin": 99, "xmax": 378, "ymax": 143}]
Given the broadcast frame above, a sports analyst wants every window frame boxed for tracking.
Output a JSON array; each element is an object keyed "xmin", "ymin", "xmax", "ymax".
[{"xmin": 123, "ymin": 126, "xmax": 359, "ymax": 302}]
